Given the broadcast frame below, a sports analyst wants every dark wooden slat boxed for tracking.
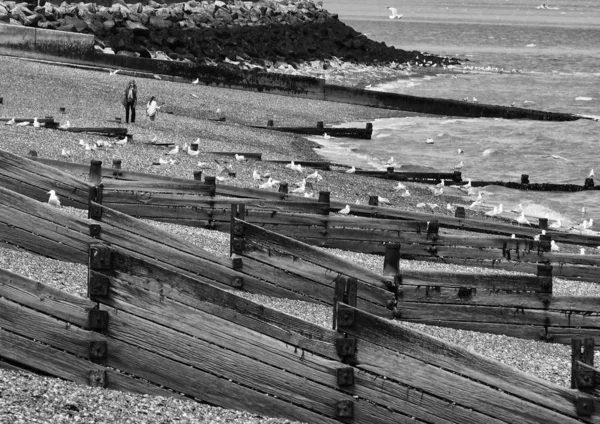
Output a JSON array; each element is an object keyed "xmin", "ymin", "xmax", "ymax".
[
  {"xmin": 337, "ymin": 304, "xmax": 600, "ymax": 424},
  {"xmin": 0, "ymin": 117, "xmax": 55, "ymax": 123},
  {"xmin": 400, "ymin": 269, "xmax": 549, "ymax": 292},
  {"xmin": 205, "ymin": 151, "xmax": 262, "ymax": 160},
  {"xmin": 0, "ymin": 329, "xmax": 180, "ymax": 399},
  {"xmin": 252, "ymin": 125, "xmax": 372, "ymax": 140},
  {"xmin": 64, "ymin": 126, "xmax": 128, "ymax": 136},
  {"xmin": 397, "ymin": 302, "xmax": 600, "ymax": 328},
  {"xmin": 27, "ymin": 156, "xmax": 90, "ymax": 174},
  {"xmin": 103, "ymin": 180, "xmax": 215, "ymax": 196},
  {"xmin": 263, "ymin": 160, "xmax": 331, "ymax": 170},
  {"xmin": 238, "ymin": 218, "xmax": 393, "ymax": 291},
  {"xmin": 546, "ymin": 328, "xmax": 600, "ymax": 345},
  {"xmin": 398, "ymin": 286, "xmax": 547, "ymax": 308}
]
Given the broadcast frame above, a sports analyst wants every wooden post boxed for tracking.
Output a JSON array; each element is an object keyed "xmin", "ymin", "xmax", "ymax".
[
  {"xmin": 60, "ymin": 107, "xmax": 66, "ymax": 113},
  {"xmin": 366, "ymin": 123, "xmax": 372, "ymax": 130},
  {"xmin": 317, "ymin": 121, "xmax": 324, "ymax": 130},
  {"xmin": 585, "ymin": 178, "xmax": 595, "ymax": 189},
  {"xmin": 204, "ymin": 175, "xmax": 216, "ymax": 187},
  {"xmin": 455, "ymin": 206, "xmax": 466, "ymax": 219},
  {"xmin": 539, "ymin": 218, "xmax": 548, "ymax": 230},
  {"xmin": 387, "ymin": 166, "xmax": 394, "ymax": 174},
  {"xmin": 267, "ymin": 119, "xmax": 274, "ymax": 127},
  {"xmin": 112, "ymin": 159, "xmax": 121, "ymax": 170},
  {"xmin": 452, "ymin": 171, "xmax": 462, "ymax": 182},
  {"xmin": 318, "ymin": 191, "xmax": 330, "ymax": 204},
  {"xmin": 278, "ymin": 182, "xmax": 288, "ymax": 194},
  {"xmin": 126, "ymin": 134, "xmax": 133, "ymax": 142},
  {"xmin": 521, "ymin": 174, "xmax": 530, "ymax": 185},
  {"xmin": 572, "ymin": 338, "xmax": 595, "ymax": 390},
  {"xmin": 368, "ymin": 195, "xmax": 378, "ymax": 206},
  {"xmin": 115, "ymin": 117, "xmax": 122, "ymax": 123},
  {"xmin": 383, "ymin": 245, "xmax": 400, "ymax": 277},
  {"xmin": 89, "ymin": 160, "xmax": 102, "ymax": 185},
  {"xmin": 193, "ymin": 171, "xmax": 203, "ymax": 181},
  {"xmin": 0, "ymin": 97, "xmax": 3, "ymax": 104}
]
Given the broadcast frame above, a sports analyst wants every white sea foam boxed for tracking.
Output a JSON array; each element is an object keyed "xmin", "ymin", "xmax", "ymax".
[{"xmin": 575, "ymin": 96, "xmax": 594, "ymax": 101}]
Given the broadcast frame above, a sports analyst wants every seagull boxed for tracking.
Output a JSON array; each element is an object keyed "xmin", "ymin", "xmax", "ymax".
[
  {"xmin": 16, "ymin": 121, "xmax": 30, "ymax": 127},
  {"xmin": 47, "ymin": 190, "xmax": 61, "ymax": 207},
  {"xmin": 192, "ymin": 78, "xmax": 199, "ymax": 84},
  {"xmin": 454, "ymin": 161, "xmax": 464, "ymax": 171},
  {"xmin": 252, "ymin": 169, "xmax": 262, "ymax": 180},
  {"xmin": 346, "ymin": 166, "xmax": 356, "ymax": 174},
  {"xmin": 583, "ymin": 218, "xmax": 594, "ymax": 231},
  {"xmin": 430, "ymin": 186, "xmax": 443, "ymax": 196},
  {"xmin": 427, "ymin": 203, "xmax": 439, "ymax": 210},
  {"xmin": 446, "ymin": 203, "xmax": 456, "ymax": 213},
  {"xmin": 157, "ymin": 157, "xmax": 171, "ymax": 165},
  {"xmin": 216, "ymin": 108, "xmax": 221, "ymax": 115},
  {"xmin": 470, "ymin": 198, "xmax": 482, "ymax": 209},
  {"xmin": 400, "ymin": 189, "xmax": 410, "ymax": 198},
  {"xmin": 425, "ymin": 138, "xmax": 434, "ymax": 144},
  {"xmin": 394, "ymin": 182, "xmax": 407, "ymax": 191},
  {"xmin": 150, "ymin": 135, "xmax": 158, "ymax": 143},
  {"xmin": 291, "ymin": 180, "xmax": 306, "ymax": 194},
  {"xmin": 33, "ymin": 118, "xmax": 41, "ymax": 128},
  {"xmin": 378, "ymin": 196, "xmax": 391, "ymax": 205},
  {"xmin": 580, "ymin": 248, "xmax": 586, "ymax": 255},
  {"xmin": 416, "ymin": 203, "xmax": 426, "ymax": 208},
  {"xmin": 436, "ymin": 179, "xmax": 445, "ymax": 188},
  {"xmin": 386, "ymin": 156, "xmax": 395, "ymax": 165},
  {"xmin": 191, "ymin": 94, "xmax": 199, "ymax": 98},
  {"xmin": 323, "ymin": 133, "xmax": 333, "ymax": 140},
  {"xmin": 285, "ymin": 161, "xmax": 296, "ymax": 169},
  {"xmin": 512, "ymin": 203, "xmax": 523, "ymax": 213},
  {"xmin": 457, "ymin": 148, "xmax": 464, "ymax": 154},
  {"xmin": 166, "ymin": 145, "xmax": 179, "ymax": 155},
  {"xmin": 549, "ymin": 220, "xmax": 561, "ymax": 230},
  {"xmin": 472, "ymin": 97, "xmax": 478, "ymax": 102},
  {"xmin": 550, "ymin": 240, "xmax": 560, "ymax": 252},
  {"xmin": 197, "ymin": 161, "xmax": 210, "ymax": 168},
  {"xmin": 153, "ymin": 74, "xmax": 162, "ymax": 80},
  {"xmin": 235, "ymin": 154, "xmax": 246, "ymax": 162},
  {"xmin": 259, "ymin": 178, "xmax": 276, "ymax": 189},
  {"xmin": 115, "ymin": 137, "xmax": 128, "ymax": 145},
  {"xmin": 306, "ymin": 170, "xmax": 323, "ymax": 182},
  {"xmin": 109, "ymin": 69, "xmax": 121, "ymax": 75},
  {"xmin": 387, "ymin": 7, "xmax": 403, "ymax": 19},
  {"xmin": 516, "ymin": 212, "xmax": 531, "ymax": 226},
  {"xmin": 5, "ymin": 117, "xmax": 15, "ymax": 125},
  {"xmin": 589, "ymin": 169, "xmax": 595, "ymax": 178},
  {"xmin": 338, "ymin": 205, "xmax": 351, "ymax": 215},
  {"xmin": 186, "ymin": 145, "xmax": 199, "ymax": 156},
  {"xmin": 59, "ymin": 121, "xmax": 71, "ymax": 130},
  {"xmin": 61, "ymin": 148, "xmax": 71, "ymax": 158},
  {"xmin": 486, "ymin": 204, "xmax": 503, "ymax": 216}
]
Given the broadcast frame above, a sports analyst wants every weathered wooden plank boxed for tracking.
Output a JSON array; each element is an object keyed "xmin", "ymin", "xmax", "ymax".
[
  {"xmin": 102, "ymin": 203, "xmax": 214, "ymax": 220},
  {"xmin": 102, "ymin": 191, "xmax": 213, "ymax": 206},
  {"xmin": 260, "ymin": 225, "xmax": 406, "ymax": 243},
  {"xmin": 27, "ymin": 156, "xmax": 90, "ymax": 174},
  {"xmin": 546, "ymin": 328, "xmax": 600, "ymax": 345},
  {"xmin": 337, "ymin": 304, "xmax": 600, "ymax": 424},
  {"xmin": 238, "ymin": 219, "xmax": 394, "ymax": 291},
  {"xmin": 263, "ymin": 160, "xmax": 331, "ymax": 170},
  {"xmin": 102, "ymin": 180, "xmax": 215, "ymax": 196},
  {"xmin": 397, "ymin": 302, "xmax": 600, "ymax": 328},
  {"xmin": 329, "ymin": 200, "xmax": 600, "ymax": 247},
  {"xmin": 0, "ymin": 268, "xmax": 94, "ymax": 325},
  {"xmin": 104, "ymin": 250, "xmax": 339, "ymax": 357},
  {"xmin": 0, "ymin": 299, "xmax": 336, "ymax": 423},
  {"xmin": 298, "ymin": 237, "xmax": 390, "ymax": 254},
  {"xmin": 0, "ymin": 329, "xmax": 180, "ymax": 399},
  {"xmin": 400, "ymin": 269, "xmax": 550, "ymax": 292},
  {"xmin": 0, "ymin": 172, "xmax": 88, "ymax": 209},
  {"xmin": 403, "ymin": 256, "xmax": 600, "ymax": 283},
  {"xmin": 398, "ymin": 286, "xmax": 547, "ymax": 308},
  {"xmin": 205, "ymin": 151, "xmax": 263, "ymax": 160},
  {"xmin": 64, "ymin": 126, "xmax": 128, "ymax": 136},
  {"xmin": 0, "ymin": 359, "xmax": 31, "ymax": 373},
  {"xmin": 104, "ymin": 273, "xmax": 498, "ymax": 424},
  {"xmin": 230, "ymin": 254, "xmax": 394, "ymax": 317}
]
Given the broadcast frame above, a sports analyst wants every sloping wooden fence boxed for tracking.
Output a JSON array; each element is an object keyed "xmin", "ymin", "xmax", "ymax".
[
  {"xmin": 5, "ymin": 151, "xmax": 600, "ymax": 284},
  {"xmin": 231, "ymin": 218, "xmax": 600, "ymax": 346},
  {"xmin": 1, "ymin": 222, "xmax": 600, "ymax": 422}
]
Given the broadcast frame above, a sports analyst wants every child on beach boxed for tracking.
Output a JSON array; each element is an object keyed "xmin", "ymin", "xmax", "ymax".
[
  {"xmin": 146, "ymin": 96, "xmax": 160, "ymax": 129},
  {"xmin": 123, "ymin": 80, "xmax": 137, "ymax": 124}
]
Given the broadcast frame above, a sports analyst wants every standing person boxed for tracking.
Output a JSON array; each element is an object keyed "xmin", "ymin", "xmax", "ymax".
[
  {"xmin": 123, "ymin": 80, "xmax": 137, "ymax": 124},
  {"xmin": 146, "ymin": 96, "xmax": 160, "ymax": 130}
]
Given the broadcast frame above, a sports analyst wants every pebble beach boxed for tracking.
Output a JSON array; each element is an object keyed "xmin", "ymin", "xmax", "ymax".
[{"xmin": 0, "ymin": 54, "xmax": 598, "ymax": 423}]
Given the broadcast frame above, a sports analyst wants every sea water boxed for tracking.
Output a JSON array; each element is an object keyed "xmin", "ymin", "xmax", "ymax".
[{"xmin": 314, "ymin": 0, "xmax": 600, "ymax": 230}]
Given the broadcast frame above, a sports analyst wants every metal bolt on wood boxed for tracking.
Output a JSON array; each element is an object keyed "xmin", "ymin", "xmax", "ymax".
[
  {"xmin": 576, "ymin": 396, "xmax": 595, "ymax": 417},
  {"xmin": 335, "ymin": 338, "xmax": 356, "ymax": 359},
  {"xmin": 335, "ymin": 400, "xmax": 354, "ymax": 418},
  {"xmin": 88, "ymin": 275, "xmax": 109, "ymax": 297},
  {"xmin": 89, "ymin": 224, "xmax": 101, "ymax": 239},
  {"xmin": 232, "ymin": 238, "xmax": 245, "ymax": 254},
  {"xmin": 232, "ymin": 257, "xmax": 243, "ymax": 270},
  {"xmin": 88, "ymin": 370, "xmax": 107, "ymax": 388},
  {"xmin": 89, "ymin": 246, "xmax": 111, "ymax": 270},
  {"xmin": 89, "ymin": 341, "xmax": 107, "ymax": 362},
  {"xmin": 336, "ymin": 367, "xmax": 354, "ymax": 387},
  {"xmin": 337, "ymin": 305, "xmax": 355, "ymax": 327},
  {"xmin": 231, "ymin": 277, "xmax": 244, "ymax": 289},
  {"xmin": 88, "ymin": 309, "xmax": 109, "ymax": 331}
]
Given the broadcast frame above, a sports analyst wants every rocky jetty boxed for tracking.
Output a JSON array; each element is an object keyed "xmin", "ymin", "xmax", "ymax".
[{"xmin": 0, "ymin": 0, "xmax": 459, "ymax": 74}]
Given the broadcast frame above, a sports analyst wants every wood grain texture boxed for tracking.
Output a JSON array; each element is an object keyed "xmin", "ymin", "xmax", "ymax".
[{"xmin": 337, "ymin": 304, "xmax": 600, "ymax": 424}]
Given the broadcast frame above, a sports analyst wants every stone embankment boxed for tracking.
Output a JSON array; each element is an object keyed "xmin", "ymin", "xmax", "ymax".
[{"xmin": 0, "ymin": 0, "xmax": 459, "ymax": 76}]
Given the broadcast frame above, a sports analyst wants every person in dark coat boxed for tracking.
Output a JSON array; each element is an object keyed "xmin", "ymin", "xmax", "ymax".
[{"xmin": 123, "ymin": 80, "xmax": 137, "ymax": 124}]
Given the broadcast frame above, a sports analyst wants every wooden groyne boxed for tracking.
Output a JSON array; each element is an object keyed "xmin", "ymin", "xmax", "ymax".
[{"xmin": 249, "ymin": 121, "xmax": 373, "ymax": 139}]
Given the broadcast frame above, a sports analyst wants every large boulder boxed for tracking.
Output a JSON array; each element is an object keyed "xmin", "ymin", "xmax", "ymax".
[
  {"xmin": 125, "ymin": 20, "xmax": 149, "ymax": 36},
  {"xmin": 148, "ymin": 14, "xmax": 170, "ymax": 28}
]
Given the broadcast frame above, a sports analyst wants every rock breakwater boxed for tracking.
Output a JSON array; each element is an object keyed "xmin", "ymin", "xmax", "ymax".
[{"xmin": 0, "ymin": 0, "xmax": 459, "ymax": 76}]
